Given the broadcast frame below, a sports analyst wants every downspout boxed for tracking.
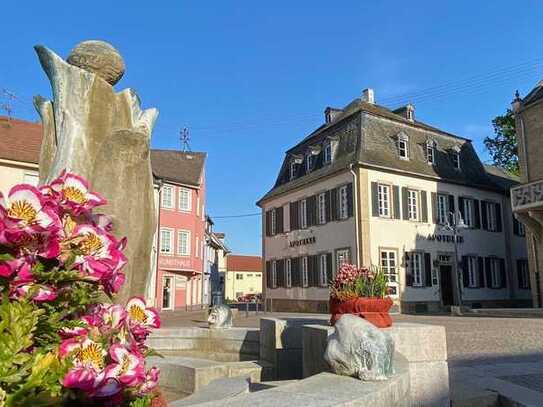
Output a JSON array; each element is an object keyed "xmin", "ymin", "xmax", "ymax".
[
  {"xmin": 154, "ymin": 179, "xmax": 163, "ymax": 308},
  {"xmin": 349, "ymin": 164, "xmax": 361, "ymax": 267}
]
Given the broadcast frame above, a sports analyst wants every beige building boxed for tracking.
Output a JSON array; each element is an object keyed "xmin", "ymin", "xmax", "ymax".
[
  {"xmin": 511, "ymin": 81, "xmax": 543, "ymax": 307},
  {"xmin": 224, "ymin": 255, "xmax": 263, "ymax": 301},
  {"xmin": 258, "ymin": 89, "xmax": 530, "ymax": 313},
  {"xmin": 0, "ymin": 116, "xmax": 41, "ymax": 193}
]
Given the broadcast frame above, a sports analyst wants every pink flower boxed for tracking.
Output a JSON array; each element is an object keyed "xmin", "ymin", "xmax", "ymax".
[
  {"xmin": 60, "ymin": 337, "xmax": 106, "ymax": 392},
  {"xmin": 137, "ymin": 366, "xmax": 160, "ymax": 396},
  {"xmin": 49, "ymin": 171, "xmax": 106, "ymax": 215},
  {"xmin": 104, "ymin": 344, "xmax": 145, "ymax": 387},
  {"xmin": 59, "ymin": 325, "xmax": 89, "ymax": 339},
  {"xmin": 0, "ymin": 258, "xmax": 19, "ymax": 278},
  {"xmin": 126, "ymin": 297, "xmax": 160, "ymax": 330},
  {"xmin": 15, "ymin": 283, "xmax": 57, "ymax": 302}
]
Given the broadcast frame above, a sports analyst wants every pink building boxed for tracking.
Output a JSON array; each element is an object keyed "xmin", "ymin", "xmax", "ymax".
[{"xmin": 150, "ymin": 150, "xmax": 207, "ymax": 311}]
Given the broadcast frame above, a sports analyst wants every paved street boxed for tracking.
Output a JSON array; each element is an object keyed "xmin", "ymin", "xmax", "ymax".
[{"xmin": 160, "ymin": 310, "xmax": 543, "ymax": 367}]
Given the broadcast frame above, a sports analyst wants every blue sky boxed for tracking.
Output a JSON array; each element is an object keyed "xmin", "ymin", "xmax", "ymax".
[{"xmin": 1, "ymin": 1, "xmax": 542, "ymax": 255}]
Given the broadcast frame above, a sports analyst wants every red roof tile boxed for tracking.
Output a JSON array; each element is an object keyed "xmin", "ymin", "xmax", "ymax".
[
  {"xmin": 227, "ymin": 255, "xmax": 262, "ymax": 272},
  {"xmin": 0, "ymin": 116, "xmax": 42, "ymax": 164}
]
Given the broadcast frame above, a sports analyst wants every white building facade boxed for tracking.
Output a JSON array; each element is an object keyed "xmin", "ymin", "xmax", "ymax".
[{"xmin": 258, "ymin": 90, "xmax": 530, "ymax": 313}]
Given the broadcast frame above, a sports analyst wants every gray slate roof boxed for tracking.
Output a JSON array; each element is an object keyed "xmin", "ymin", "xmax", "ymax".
[
  {"xmin": 151, "ymin": 149, "xmax": 206, "ymax": 187},
  {"xmin": 258, "ymin": 98, "xmax": 514, "ymax": 204}
]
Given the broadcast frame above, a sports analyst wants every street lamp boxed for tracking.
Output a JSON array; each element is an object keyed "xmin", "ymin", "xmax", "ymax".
[{"xmin": 440, "ymin": 211, "xmax": 468, "ymax": 307}]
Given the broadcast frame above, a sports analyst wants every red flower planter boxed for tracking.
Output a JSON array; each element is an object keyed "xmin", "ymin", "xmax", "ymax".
[{"xmin": 330, "ymin": 296, "xmax": 393, "ymax": 328}]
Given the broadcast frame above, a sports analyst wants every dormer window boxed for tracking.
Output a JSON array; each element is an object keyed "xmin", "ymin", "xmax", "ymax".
[
  {"xmin": 451, "ymin": 146, "xmax": 461, "ymax": 170},
  {"xmin": 426, "ymin": 140, "xmax": 436, "ymax": 165},
  {"xmin": 398, "ymin": 133, "xmax": 409, "ymax": 160},
  {"xmin": 324, "ymin": 142, "xmax": 332, "ymax": 164},
  {"xmin": 290, "ymin": 161, "xmax": 297, "ymax": 180},
  {"xmin": 305, "ymin": 153, "xmax": 313, "ymax": 173}
]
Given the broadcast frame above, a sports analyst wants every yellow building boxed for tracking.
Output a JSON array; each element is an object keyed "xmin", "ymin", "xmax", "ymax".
[{"xmin": 225, "ymin": 255, "xmax": 263, "ymax": 301}]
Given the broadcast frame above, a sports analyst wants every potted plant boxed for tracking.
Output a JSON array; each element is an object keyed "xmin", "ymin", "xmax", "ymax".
[
  {"xmin": 329, "ymin": 263, "xmax": 393, "ymax": 328},
  {"xmin": 0, "ymin": 171, "xmax": 162, "ymax": 406}
]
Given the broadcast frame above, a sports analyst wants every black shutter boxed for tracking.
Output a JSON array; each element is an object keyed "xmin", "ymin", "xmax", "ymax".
[
  {"xmin": 517, "ymin": 259, "xmax": 522, "ymax": 289},
  {"xmin": 474, "ymin": 199, "xmax": 481, "ymax": 229},
  {"xmin": 277, "ymin": 259, "xmax": 285, "ymax": 288},
  {"xmin": 325, "ymin": 190, "xmax": 332, "ymax": 222},
  {"xmin": 313, "ymin": 256, "xmax": 320, "ymax": 286},
  {"xmin": 421, "ymin": 191, "xmax": 428, "ymax": 223},
  {"xmin": 371, "ymin": 182, "xmax": 379, "ymax": 217},
  {"xmin": 326, "ymin": 253, "xmax": 333, "ymax": 283},
  {"xmin": 276, "ymin": 206, "xmax": 284, "ymax": 234},
  {"xmin": 265, "ymin": 211, "xmax": 272, "ymax": 237},
  {"xmin": 485, "ymin": 257, "xmax": 492, "ymax": 288},
  {"xmin": 462, "ymin": 256, "xmax": 469, "ymax": 288},
  {"xmin": 331, "ymin": 188, "xmax": 338, "ymax": 221},
  {"xmin": 291, "ymin": 258, "xmax": 300, "ymax": 287},
  {"xmin": 266, "ymin": 261, "xmax": 272, "ymax": 288},
  {"xmin": 478, "ymin": 257, "xmax": 485, "ymax": 288},
  {"xmin": 458, "ymin": 197, "xmax": 465, "ymax": 222},
  {"xmin": 402, "ymin": 187, "xmax": 409, "ymax": 220},
  {"xmin": 405, "ymin": 252, "xmax": 413, "ymax": 286},
  {"xmin": 307, "ymin": 256, "xmax": 314, "ymax": 287},
  {"xmin": 290, "ymin": 201, "xmax": 299, "ymax": 230},
  {"xmin": 499, "ymin": 258, "xmax": 506, "ymax": 288},
  {"xmin": 496, "ymin": 203, "xmax": 503, "ymax": 233},
  {"xmin": 448, "ymin": 195, "xmax": 456, "ymax": 224},
  {"xmin": 431, "ymin": 192, "xmax": 438, "ymax": 223},
  {"xmin": 393, "ymin": 185, "xmax": 401, "ymax": 219},
  {"xmin": 513, "ymin": 217, "xmax": 520, "ymax": 236},
  {"xmin": 347, "ymin": 183, "xmax": 353, "ymax": 218},
  {"xmin": 307, "ymin": 196, "xmax": 316, "ymax": 227},
  {"xmin": 424, "ymin": 253, "xmax": 432, "ymax": 287},
  {"xmin": 481, "ymin": 201, "xmax": 488, "ymax": 230}
]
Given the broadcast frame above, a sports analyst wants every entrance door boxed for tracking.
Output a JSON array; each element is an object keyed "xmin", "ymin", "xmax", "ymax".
[
  {"xmin": 439, "ymin": 265, "xmax": 454, "ymax": 306},
  {"xmin": 162, "ymin": 276, "xmax": 173, "ymax": 310}
]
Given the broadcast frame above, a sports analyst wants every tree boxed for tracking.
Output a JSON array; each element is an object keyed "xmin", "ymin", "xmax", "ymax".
[{"xmin": 484, "ymin": 109, "xmax": 519, "ymax": 176}]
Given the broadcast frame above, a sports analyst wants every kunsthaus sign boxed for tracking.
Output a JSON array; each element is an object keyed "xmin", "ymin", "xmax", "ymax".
[{"xmin": 289, "ymin": 236, "xmax": 316, "ymax": 248}]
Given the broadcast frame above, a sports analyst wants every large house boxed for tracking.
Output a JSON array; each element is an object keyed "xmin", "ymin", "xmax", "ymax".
[
  {"xmin": 0, "ymin": 116, "xmax": 208, "ymax": 312},
  {"xmin": 224, "ymin": 255, "xmax": 263, "ymax": 301},
  {"xmin": 257, "ymin": 89, "xmax": 530, "ymax": 313}
]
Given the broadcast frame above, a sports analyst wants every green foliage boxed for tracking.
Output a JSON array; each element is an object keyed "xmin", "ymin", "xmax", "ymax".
[
  {"xmin": 128, "ymin": 395, "xmax": 152, "ymax": 407},
  {"xmin": 330, "ymin": 265, "xmax": 389, "ymax": 300},
  {"xmin": 484, "ymin": 109, "xmax": 519, "ymax": 176}
]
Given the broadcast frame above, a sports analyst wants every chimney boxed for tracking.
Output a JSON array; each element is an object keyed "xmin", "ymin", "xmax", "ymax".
[
  {"xmin": 362, "ymin": 88, "xmax": 375, "ymax": 104},
  {"xmin": 324, "ymin": 107, "xmax": 343, "ymax": 124}
]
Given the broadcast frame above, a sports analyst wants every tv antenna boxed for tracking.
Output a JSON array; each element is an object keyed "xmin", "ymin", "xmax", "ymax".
[
  {"xmin": 1, "ymin": 89, "xmax": 17, "ymax": 120},
  {"xmin": 180, "ymin": 127, "xmax": 191, "ymax": 152}
]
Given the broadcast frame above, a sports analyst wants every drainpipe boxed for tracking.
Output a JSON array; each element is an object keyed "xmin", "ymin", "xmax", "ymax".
[
  {"xmin": 349, "ymin": 164, "xmax": 361, "ymax": 267},
  {"xmin": 154, "ymin": 179, "xmax": 163, "ymax": 309}
]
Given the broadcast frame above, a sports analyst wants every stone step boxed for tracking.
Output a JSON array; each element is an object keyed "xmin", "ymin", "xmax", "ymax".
[{"xmin": 170, "ymin": 376, "xmax": 251, "ymax": 406}]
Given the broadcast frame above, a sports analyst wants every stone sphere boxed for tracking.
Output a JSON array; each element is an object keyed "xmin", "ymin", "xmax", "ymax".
[{"xmin": 67, "ymin": 40, "xmax": 125, "ymax": 85}]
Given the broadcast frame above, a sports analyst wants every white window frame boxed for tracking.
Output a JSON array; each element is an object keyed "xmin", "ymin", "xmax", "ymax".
[
  {"xmin": 305, "ymin": 153, "xmax": 312, "ymax": 173},
  {"xmin": 518, "ymin": 221, "xmax": 526, "ymax": 236},
  {"xmin": 301, "ymin": 257, "xmax": 309, "ymax": 288},
  {"xmin": 319, "ymin": 254, "xmax": 327, "ymax": 287},
  {"xmin": 380, "ymin": 250, "xmax": 398, "ymax": 284},
  {"xmin": 300, "ymin": 199, "xmax": 308, "ymax": 229},
  {"xmin": 426, "ymin": 140, "xmax": 435, "ymax": 165},
  {"xmin": 398, "ymin": 134, "xmax": 409, "ymax": 160},
  {"xmin": 271, "ymin": 208, "xmax": 277, "ymax": 235},
  {"xmin": 178, "ymin": 230, "xmax": 191, "ymax": 256},
  {"xmin": 336, "ymin": 249, "xmax": 351, "ymax": 270},
  {"xmin": 486, "ymin": 202, "xmax": 497, "ymax": 231},
  {"xmin": 179, "ymin": 188, "xmax": 192, "ymax": 212},
  {"xmin": 161, "ymin": 185, "xmax": 174, "ymax": 209},
  {"xmin": 466, "ymin": 256, "xmax": 477, "ymax": 288},
  {"xmin": 409, "ymin": 252, "xmax": 423, "ymax": 287},
  {"xmin": 339, "ymin": 185, "xmax": 349, "ymax": 220},
  {"xmin": 285, "ymin": 258, "xmax": 292, "ymax": 288},
  {"xmin": 437, "ymin": 194, "xmax": 448, "ymax": 225},
  {"xmin": 324, "ymin": 142, "xmax": 332, "ymax": 164},
  {"xmin": 318, "ymin": 192, "xmax": 326, "ymax": 224},
  {"xmin": 452, "ymin": 152, "xmax": 460, "ymax": 169},
  {"xmin": 290, "ymin": 161, "xmax": 297, "ymax": 180},
  {"xmin": 489, "ymin": 258, "xmax": 500, "ymax": 288},
  {"xmin": 463, "ymin": 198, "xmax": 474, "ymax": 227},
  {"xmin": 378, "ymin": 184, "xmax": 391, "ymax": 218},
  {"xmin": 160, "ymin": 228, "xmax": 174, "ymax": 255},
  {"xmin": 271, "ymin": 261, "xmax": 277, "ymax": 288},
  {"xmin": 407, "ymin": 189, "xmax": 419, "ymax": 221}
]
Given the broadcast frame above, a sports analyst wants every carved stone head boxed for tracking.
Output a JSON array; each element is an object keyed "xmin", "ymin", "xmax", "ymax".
[{"xmin": 207, "ymin": 304, "xmax": 233, "ymax": 329}]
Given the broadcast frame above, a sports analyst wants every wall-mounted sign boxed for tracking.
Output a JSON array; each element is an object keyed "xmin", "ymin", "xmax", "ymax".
[
  {"xmin": 289, "ymin": 236, "xmax": 316, "ymax": 248},
  {"xmin": 159, "ymin": 256, "xmax": 192, "ymax": 270},
  {"xmin": 418, "ymin": 234, "xmax": 463, "ymax": 243}
]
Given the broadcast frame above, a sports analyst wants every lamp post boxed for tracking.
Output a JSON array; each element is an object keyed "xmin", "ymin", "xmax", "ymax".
[{"xmin": 441, "ymin": 211, "xmax": 467, "ymax": 307}]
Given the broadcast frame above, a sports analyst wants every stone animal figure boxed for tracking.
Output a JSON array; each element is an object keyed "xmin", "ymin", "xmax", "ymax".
[
  {"xmin": 33, "ymin": 41, "xmax": 158, "ymax": 304},
  {"xmin": 324, "ymin": 314, "xmax": 394, "ymax": 381},
  {"xmin": 207, "ymin": 304, "xmax": 233, "ymax": 329}
]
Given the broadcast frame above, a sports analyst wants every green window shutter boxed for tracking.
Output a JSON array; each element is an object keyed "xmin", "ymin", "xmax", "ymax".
[
  {"xmin": 325, "ymin": 190, "xmax": 332, "ymax": 222},
  {"xmin": 393, "ymin": 185, "xmax": 401, "ymax": 219},
  {"xmin": 326, "ymin": 253, "xmax": 333, "ymax": 283},
  {"xmin": 473, "ymin": 199, "xmax": 481, "ymax": 229},
  {"xmin": 401, "ymin": 187, "xmax": 409, "ymax": 220},
  {"xmin": 481, "ymin": 201, "xmax": 488, "ymax": 230},
  {"xmin": 330, "ymin": 188, "xmax": 339, "ymax": 221},
  {"xmin": 266, "ymin": 261, "xmax": 272, "ymax": 288},
  {"xmin": 405, "ymin": 252, "xmax": 413, "ymax": 286},
  {"xmin": 496, "ymin": 203, "xmax": 503, "ymax": 233},
  {"xmin": 448, "ymin": 195, "xmax": 456, "ymax": 224},
  {"xmin": 462, "ymin": 256, "xmax": 469, "ymax": 288},
  {"xmin": 431, "ymin": 192, "xmax": 438, "ymax": 223},
  {"xmin": 485, "ymin": 258, "xmax": 492, "ymax": 288},
  {"xmin": 421, "ymin": 191, "xmax": 428, "ymax": 223},
  {"xmin": 478, "ymin": 257, "xmax": 485, "ymax": 288},
  {"xmin": 347, "ymin": 183, "xmax": 354, "ymax": 218},
  {"xmin": 371, "ymin": 182, "xmax": 379, "ymax": 217},
  {"xmin": 424, "ymin": 253, "xmax": 432, "ymax": 287},
  {"xmin": 276, "ymin": 206, "xmax": 284, "ymax": 233},
  {"xmin": 499, "ymin": 258, "xmax": 506, "ymax": 288}
]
